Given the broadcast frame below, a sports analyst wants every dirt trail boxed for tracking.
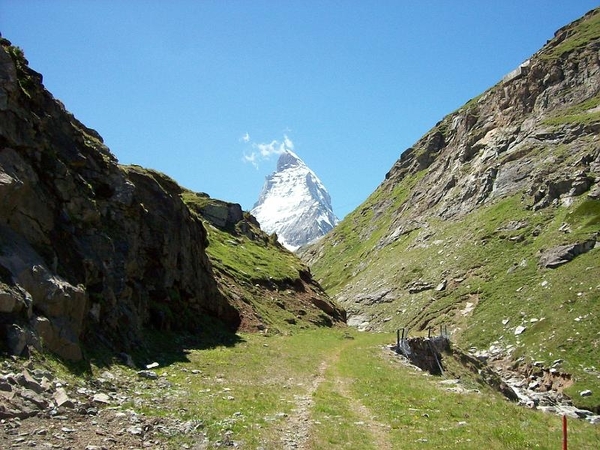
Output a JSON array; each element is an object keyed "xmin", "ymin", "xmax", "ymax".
[
  {"xmin": 278, "ymin": 344, "xmax": 392, "ymax": 450},
  {"xmin": 280, "ymin": 359, "xmax": 329, "ymax": 449},
  {"xmin": 333, "ymin": 375, "xmax": 393, "ymax": 450}
]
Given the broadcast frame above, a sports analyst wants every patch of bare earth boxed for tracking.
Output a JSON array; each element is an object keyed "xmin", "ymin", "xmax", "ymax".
[
  {"xmin": 278, "ymin": 346, "xmax": 392, "ymax": 450},
  {"xmin": 279, "ymin": 360, "xmax": 328, "ymax": 449}
]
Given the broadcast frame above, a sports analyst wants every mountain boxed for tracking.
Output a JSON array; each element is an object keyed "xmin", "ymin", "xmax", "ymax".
[
  {"xmin": 0, "ymin": 36, "xmax": 344, "ymax": 361},
  {"xmin": 301, "ymin": 8, "xmax": 600, "ymax": 411},
  {"xmin": 251, "ymin": 150, "xmax": 338, "ymax": 251}
]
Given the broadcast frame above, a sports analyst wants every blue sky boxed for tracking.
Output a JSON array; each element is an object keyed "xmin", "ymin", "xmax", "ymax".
[{"xmin": 2, "ymin": 1, "xmax": 598, "ymax": 219}]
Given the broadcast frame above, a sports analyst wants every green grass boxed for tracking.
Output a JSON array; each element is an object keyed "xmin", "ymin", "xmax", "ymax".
[
  {"xmin": 543, "ymin": 93, "xmax": 600, "ymax": 127},
  {"xmin": 42, "ymin": 329, "xmax": 599, "ymax": 448},
  {"xmin": 204, "ymin": 223, "xmax": 301, "ymax": 284},
  {"xmin": 540, "ymin": 9, "xmax": 600, "ymax": 61},
  {"xmin": 312, "ymin": 332, "xmax": 600, "ymax": 449},
  {"xmin": 311, "ymin": 188, "xmax": 600, "ymax": 410},
  {"xmin": 127, "ymin": 329, "xmax": 351, "ymax": 447},
  {"xmin": 180, "ymin": 189, "xmax": 302, "ymax": 286},
  {"xmin": 309, "ymin": 170, "xmax": 426, "ymax": 294}
]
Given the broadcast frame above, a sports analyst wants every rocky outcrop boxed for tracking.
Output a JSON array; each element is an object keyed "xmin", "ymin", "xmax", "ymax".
[
  {"xmin": 305, "ymin": 8, "xmax": 600, "ymax": 313},
  {"xmin": 303, "ymin": 9, "xmax": 600, "ymax": 412},
  {"xmin": 539, "ymin": 237, "xmax": 598, "ymax": 268},
  {"xmin": 0, "ymin": 39, "xmax": 242, "ymax": 360},
  {"xmin": 0, "ymin": 36, "xmax": 345, "ymax": 361}
]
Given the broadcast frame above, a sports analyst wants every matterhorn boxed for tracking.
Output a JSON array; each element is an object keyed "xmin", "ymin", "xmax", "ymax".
[{"xmin": 251, "ymin": 150, "xmax": 338, "ymax": 251}]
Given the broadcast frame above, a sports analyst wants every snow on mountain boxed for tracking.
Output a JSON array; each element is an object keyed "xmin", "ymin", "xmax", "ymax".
[{"xmin": 251, "ymin": 150, "xmax": 338, "ymax": 251}]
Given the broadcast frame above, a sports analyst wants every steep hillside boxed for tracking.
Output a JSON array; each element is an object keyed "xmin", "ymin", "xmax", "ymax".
[
  {"xmin": 303, "ymin": 9, "xmax": 600, "ymax": 409},
  {"xmin": 181, "ymin": 191, "xmax": 345, "ymax": 331},
  {"xmin": 0, "ymin": 37, "xmax": 343, "ymax": 362}
]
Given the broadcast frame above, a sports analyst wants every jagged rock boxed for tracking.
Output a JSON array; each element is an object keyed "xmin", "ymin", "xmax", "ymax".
[
  {"xmin": 514, "ymin": 326, "xmax": 527, "ymax": 335},
  {"xmin": 5, "ymin": 324, "xmax": 27, "ymax": 356},
  {"xmin": 53, "ymin": 388, "xmax": 74, "ymax": 408},
  {"xmin": 137, "ymin": 370, "xmax": 158, "ymax": 380},
  {"xmin": 199, "ymin": 200, "xmax": 243, "ymax": 229},
  {"xmin": 435, "ymin": 280, "xmax": 447, "ymax": 291},
  {"xmin": 19, "ymin": 369, "xmax": 43, "ymax": 394},
  {"xmin": 355, "ymin": 289, "xmax": 393, "ymax": 305},
  {"xmin": 0, "ymin": 34, "xmax": 345, "ymax": 365},
  {"xmin": 304, "ymin": 10, "xmax": 600, "ymax": 337},
  {"xmin": 18, "ymin": 388, "xmax": 48, "ymax": 409},
  {"xmin": 0, "ymin": 40, "xmax": 244, "ymax": 358},
  {"xmin": 407, "ymin": 281, "xmax": 434, "ymax": 294},
  {"xmin": 346, "ymin": 314, "xmax": 370, "ymax": 331}
]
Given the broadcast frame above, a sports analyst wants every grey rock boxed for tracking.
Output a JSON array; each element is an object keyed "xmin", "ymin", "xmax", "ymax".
[
  {"xmin": 19, "ymin": 369, "xmax": 44, "ymax": 394},
  {"xmin": 127, "ymin": 425, "xmax": 143, "ymax": 435},
  {"xmin": 6, "ymin": 324, "xmax": 27, "ymax": 356},
  {"xmin": 539, "ymin": 239, "xmax": 597, "ymax": 269},
  {"xmin": 0, "ymin": 289, "xmax": 16, "ymax": 312},
  {"xmin": 18, "ymin": 388, "xmax": 48, "ymax": 409},
  {"xmin": 514, "ymin": 326, "xmax": 526, "ymax": 335},
  {"xmin": 407, "ymin": 280, "xmax": 434, "ymax": 294},
  {"xmin": 92, "ymin": 393, "xmax": 111, "ymax": 404},
  {"xmin": 435, "ymin": 280, "xmax": 447, "ymax": 291},
  {"xmin": 53, "ymin": 388, "xmax": 74, "ymax": 408},
  {"xmin": 355, "ymin": 289, "xmax": 393, "ymax": 305},
  {"xmin": 119, "ymin": 353, "xmax": 136, "ymax": 368},
  {"xmin": 137, "ymin": 370, "xmax": 158, "ymax": 380}
]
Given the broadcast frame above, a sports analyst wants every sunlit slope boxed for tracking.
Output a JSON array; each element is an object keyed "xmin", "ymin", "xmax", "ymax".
[{"xmin": 302, "ymin": 8, "xmax": 600, "ymax": 410}]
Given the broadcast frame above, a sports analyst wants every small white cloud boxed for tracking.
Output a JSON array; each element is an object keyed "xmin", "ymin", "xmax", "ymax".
[
  {"xmin": 242, "ymin": 134, "xmax": 294, "ymax": 169},
  {"xmin": 240, "ymin": 132, "xmax": 250, "ymax": 143},
  {"xmin": 283, "ymin": 134, "xmax": 294, "ymax": 150}
]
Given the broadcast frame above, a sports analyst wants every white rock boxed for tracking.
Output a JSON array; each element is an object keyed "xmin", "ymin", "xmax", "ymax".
[
  {"xmin": 92, "ymin": 393, "xmax": 110, "ymax": 404},
  {"xmin": 514, "ymin": 326, "xmax": 526, "ymax": 335}
]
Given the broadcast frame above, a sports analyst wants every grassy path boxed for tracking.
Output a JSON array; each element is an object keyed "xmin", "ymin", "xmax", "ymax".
[
  {"xmin": 279, "ymin": 359, "xmax": 329, "ymax": 449},
  {"xmin": 118, "ymin": 328, "xmax": 600, "ymax": 449}
]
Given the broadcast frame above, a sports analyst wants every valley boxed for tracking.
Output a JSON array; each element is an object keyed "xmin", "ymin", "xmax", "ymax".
[
  {"xmin": 1, "ymin": 6, "xmax": 600, "ymax": 449},
  {"xmin": 3, "ymin": 329, "xmax": 600, "ymax": 449}
]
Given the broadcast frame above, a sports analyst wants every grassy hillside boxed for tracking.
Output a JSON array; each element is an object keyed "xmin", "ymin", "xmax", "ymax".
[
  {"xmin": 303, "ymin": 8, "xmax": 600, "ymax": 411},
  {"xmin": 181, "ymin": 190, "xmax": 344, "ymax": 333}
]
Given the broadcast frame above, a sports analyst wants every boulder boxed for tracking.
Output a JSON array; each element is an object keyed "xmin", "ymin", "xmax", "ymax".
[{"xmin": 539, "ymin": 238, "xmax": 597, "ymax": 268}]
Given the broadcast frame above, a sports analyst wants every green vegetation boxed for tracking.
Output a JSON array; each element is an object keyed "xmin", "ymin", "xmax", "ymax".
[
  {"xmin": 181, "ymin": 189, "xmax": 302, "ymax": 285},
  {"xmin": 543, "ymin": 93, "xmax": 600, "ymax": 127},
  {"xmin": 180, "ymin": 190, "xmax": 341, "ymax": 332},
  {"xmin": 311, "ymin": 170, "xmax": 426, "ymax": 294},
  {"xmin": 204, "ymin": 224, "xmax": 301, "ymax": 285},
  {"xmin": 180, "ymin": 190, "xmax": 212, "ymax": 210},
  {"xmin": 46, "ymin": 329, "xmax": 600, "ymax": 448},
  {"xmin": 312, "ymin": 188, "xmax": 600, "ymax": 409},
  {"xmin": 540, "ymin": 9, "xmax": 600, "ymax": 60}
]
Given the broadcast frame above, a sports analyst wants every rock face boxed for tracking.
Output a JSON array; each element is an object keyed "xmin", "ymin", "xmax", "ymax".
[
  {"xmin": 0, "ymin": 39, "xmax": 242, "ymax": 359},
  {"xmin": 0, "ymin": 38, "xmax": 346, "ymax": 361},
  {"xmin": 251, "ymin": 150, "xmax": 338, "ymax": 251}
]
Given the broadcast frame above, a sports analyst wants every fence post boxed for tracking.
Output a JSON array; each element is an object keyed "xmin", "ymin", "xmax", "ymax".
[{"xmin": 563, "ymin": 415, "xmax": 567, "ymax": 450}]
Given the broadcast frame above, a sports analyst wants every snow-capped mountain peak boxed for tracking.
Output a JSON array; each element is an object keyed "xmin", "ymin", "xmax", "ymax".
[{"xmin": 251, "ymin": 150, "xmax": 338, "ymax": 251}]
